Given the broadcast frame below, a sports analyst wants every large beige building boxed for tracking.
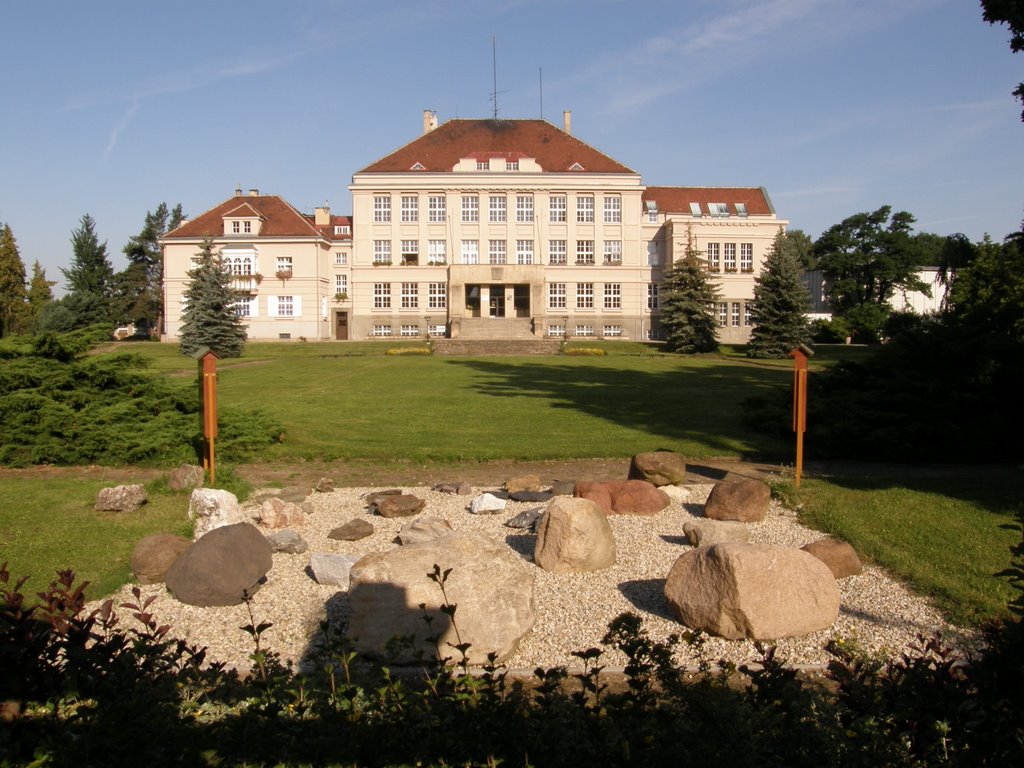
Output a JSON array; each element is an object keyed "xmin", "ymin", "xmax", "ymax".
[{"xmin": 162, "ymin": 112, "xmax": 786, "ymax": 344}]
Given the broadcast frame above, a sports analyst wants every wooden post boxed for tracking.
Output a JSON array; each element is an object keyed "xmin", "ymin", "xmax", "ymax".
[
  {"xmin": 788, "ymin": 344, "xmax": 813, "ymax": 488},
  {"xmin": 194, "ymin": 348, "xmax": 220, "ymax": 485}
]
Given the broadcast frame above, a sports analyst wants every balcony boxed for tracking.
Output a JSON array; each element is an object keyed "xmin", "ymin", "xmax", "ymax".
[{"xmin": 230, "ymin": 276, "xmax": 260, "ymax": 292}]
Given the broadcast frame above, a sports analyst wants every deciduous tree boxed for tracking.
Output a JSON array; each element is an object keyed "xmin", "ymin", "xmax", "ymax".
[
  {"xmin": 747, "ymin": 229, "xmax": 811, "ymax": 358},
  {"xmin": 178, "ymin": 237, "xmax": 247, "ymax": 358},
  {"xmin": 981, "ymin": 0, "xmax": 1024, "ymax": 120},
  {"xmin": 659, "ymin": 234, "xmax": 720, "ymax": 353},
  {"xmin": 0, "ymin": 223, "xmax": 28, "ymax": 337}
]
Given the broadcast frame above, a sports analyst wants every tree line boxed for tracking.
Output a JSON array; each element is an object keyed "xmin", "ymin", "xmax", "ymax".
[{"xmin": 0, "ymin": 204, "xmax": 183, "ymax": 340}]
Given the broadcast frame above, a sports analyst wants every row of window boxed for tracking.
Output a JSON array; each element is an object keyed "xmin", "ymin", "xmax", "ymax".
[
  {"xmin": 547, "ymin": 282, "xmax": 624, "ymax": 311},
  {"xmin": 372, "ymin": 193, "xmax": 623, "ymax": 224},
  {"xmin": 706, "ymin": 243, "xmax": 754, "ymax": 273},
  {"xmin": 546, "ymin": 324, "xmax": 623, "ymax": 338},
  {"xmin": 372, "ymin": 324, "xmax": 448, "ymax": 337},
  {"xmin": 717, "ymin": 301, "xmax": 754, "ymax": 328},
  {"xmin": 372, "ymin": 282, "xmax": 448, "ymax": 310},
  {"xmin": 370, "ymin": 239, "xmax": 640, "ymax": 266},
  {"xmin": 229, "ymin": 295, "xmax": 301, "ymax": 318}
]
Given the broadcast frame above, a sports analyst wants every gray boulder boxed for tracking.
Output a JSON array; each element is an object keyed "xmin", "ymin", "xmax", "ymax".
[
  {"xmin": 348, "ymin": 532, "xmax": 535, "ymax": 664},
  {"xmin": 188, "ymin": 488, "xmax": 240, "ymax": 539},
  {"xmin": 266, "ymin": 529, "xmax": 309, "ymax": 554},
  {"xmin": 469, "ymin": 492, "xmax": 507, "ymax": 515},
  {"xmin": 310, "ymin": 553, "xmax": 361, "ymax": 587},
  {"xmin": 165, "ymin": 523, "xmax": 273, "ymax": 607},
  {"xmin": 95, "ymin": 484, "xmax": 147, "ymax": 513}
]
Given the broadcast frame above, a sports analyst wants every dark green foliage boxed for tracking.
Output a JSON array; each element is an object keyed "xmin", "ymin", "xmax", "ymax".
[
  {"xmin": 747, "ymin": 228, "xmax": 811, "ymax": 358},
  {"xmin": 0, "ymin": 328, "xmax": 281, "ymax": 466},
  {"xmin": 178, "ymin": 238, "xmax": 248, "ymax": 359},
  {"xmin": 60, "ymin": 214, "xmax": 117, "ymax": 329},
  {"xmin": 0, "ymin": 222, "xmax": 28, "ymax": 337},
  {"xmin": 982, "ymin": 0, "xmax": 1024, "ymax": 120},
  {"xmin": 660, "ymin": 240, "xmax": 720, "ymax": 354},
  {"xmin": 116, "ymin": 203, "xmax": 184, "ymax": 335},
  {"xmin": 25, "ymin": 259, "xmax": 55, "ymax": 332}
]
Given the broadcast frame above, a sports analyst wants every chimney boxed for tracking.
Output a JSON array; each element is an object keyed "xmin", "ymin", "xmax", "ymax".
[
  {"xmin": 423, "ymin": 109, "xmax": 438, "ymax": 134},
  {"xmin": 235, "ymin": 185, "xmax": 243, "ymax": 197},
  {"xmin": 314, "ymin": 204, "xmax": 330, "ymax": 226},
  {"xmin": 248, "ymin": 188, "xmax": 260, "ymax": 197},
  {"xmin": 563, "ymin": 110, "xmax": 572, "ymax": 134}
]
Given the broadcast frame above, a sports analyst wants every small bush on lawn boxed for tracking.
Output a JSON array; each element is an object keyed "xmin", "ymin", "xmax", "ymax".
[
  {"xmin": 563, "ymin": 347, "xmax": 607, "ymax": 356},
  {"xmin": 385, "ymin": 347, "xmax": 431, "ymax": 355},
  {"xmin": 3, "ymin": 515, "xmax": 1023, "ymax": 767}
]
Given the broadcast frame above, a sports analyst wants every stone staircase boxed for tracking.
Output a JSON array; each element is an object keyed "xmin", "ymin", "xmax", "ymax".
[
  {"xmin": 433, "ymin": 338, "xmax": 562, "ymax": 356},
  {"xmin": 456, "ymin": 317, "xmax": 536, "ymax": 339}
]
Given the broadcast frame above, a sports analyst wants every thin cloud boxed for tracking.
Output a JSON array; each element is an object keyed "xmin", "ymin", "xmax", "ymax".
[{"xmin": 104, "ymin": 102, "xmax": 139, "ymax": 159}]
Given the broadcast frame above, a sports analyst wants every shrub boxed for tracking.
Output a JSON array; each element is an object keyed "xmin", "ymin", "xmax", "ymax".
[
  {"xmin": 563, "ymin": 347, "xmax": 607, "ymax": 356},
  {"xmin": 385, "ymin": 347, "xmax": 431, "ymax": 356}
]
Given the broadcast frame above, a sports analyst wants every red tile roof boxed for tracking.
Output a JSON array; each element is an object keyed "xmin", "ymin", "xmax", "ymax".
[
  {"xmin": 165, "ymin": 195, "xmax": 326, "ymax": 239},
  {"xmin": 643, "ymin": 186, "xmax": 775, "ymax": 217},
  {"xmin": 312, "ymin": 215, "xmax": 354, "ymax": 241},
  {"xmin": 358, "ymin": 119, "xmax": 637, "ymax": 174}
]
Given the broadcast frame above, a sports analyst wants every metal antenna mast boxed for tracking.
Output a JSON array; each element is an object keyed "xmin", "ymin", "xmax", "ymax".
[
  {"xmin": 539, "ymin": 67, "xmax": 543, "ymax": 119},
  {"xmin": 491, "ymin": 35, "xmax": 499, "ymax": 119}
]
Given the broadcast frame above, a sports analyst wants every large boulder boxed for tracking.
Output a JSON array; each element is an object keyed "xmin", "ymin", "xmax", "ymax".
[
  {"xmin": 164, "ymin": 523, "xmax": 273, "ymax": 607},
  {"xmin": 95, "ymin": 484, "xmax": 147, "ymax": 513},
  {"xmin": 188, "ymin": 488, "xmax": 240, "ymax": 539},
  {"xmin": 628, "ymin": 451, "xmax": 687, "ymax": 486},
  {"xmin": 259, "ymin": 497, "xmax": 308, "ymax": 529},
  {"xmin": 703, "ymin": 479, "xmax": 771, "ymax": 523},
  {"xmin": 131, "ymin": 534, "xmax": 191, "ymax": 584},
  {"xmin": 801, "ymin": 538, "xmax": 864, "ymax": 578},
  {"xmin": 534, "ymin": 497, "xmax": 616, "ymax": 573},
  {"xmin": 574, "ymin": 479, "xmax": 670, "ymax": 515},
  {"xmin": 663, "ymin": 542, "xmax": 840, "ymax": 640},
  {"xmin": 347, "ymin": 532, "xmax": 535, "ymax": 664},
  {"xmin": 397, "ymin": 517, "xmax": 454, "ymax": 546}
]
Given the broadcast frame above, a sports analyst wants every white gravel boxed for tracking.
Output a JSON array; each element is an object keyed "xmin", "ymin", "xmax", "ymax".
[{"xmin": 95, "ymin": 484, "xmax": 967, "ymax": 674}]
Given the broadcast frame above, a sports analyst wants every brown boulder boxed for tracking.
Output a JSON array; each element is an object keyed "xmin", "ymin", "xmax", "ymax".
[
  {"xmin": 329, "ymin": 518, "xmax": 375, "ymax": 541},
  {"xmin": 574, "ymin": 479, "xmax": 670, "ymax": 515},
  {"xmin": 704, "ymin": 479, "xmax": 771, "ymax": 523},
  {"xmin": 628, "ymin": 451, "xmax": 687, "ymax": 486},
  {"xmin": 801, "ymin": 538, "xmax": 863, "ymax": 578},
  {"xmin": 534, "ymin": 497, "xmax": 616, "ymax": 573},
  {"xmin": 164, "ymin": 522, "xmax": 273, "ymax": 607},
  {"xmin": 376, "ymin": 494, "xmax": 426, "ymax": 518},
  {"xmin": 131, "ymin": 534, "xmax": 191, "ymax": 584},
  {"xmin": 505, "ymin": 474, "xmax": 542, "ymax": 494},
  {"xmin": 168, "ymin": 464, "xmax": 204, "ymax": 492},
  {"xmin": 663, "ymin": 542, "xmax": 840, "ymax": 640}
]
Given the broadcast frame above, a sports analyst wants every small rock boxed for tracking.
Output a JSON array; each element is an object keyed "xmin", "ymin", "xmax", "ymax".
[
  {"xmin": 504, "ymin": 508, "xmax": 544, "ymax": 531},
  {"xmin": 801, "ymin": 538, "xmax": 863, "ymax": 578},
  {"xmin": 550, "ymin": 480, "xmax": 576, "ymax": 496},
  {"xmin": 397, "ymin": 517, "xmax": 454, "ymax": 546},
  {"xmin": 534, "ymin": 497, "xmax": 616, "ymax": 573},
  {"xmin": 266, "ymin": 529, "xmax": 308, "ymax": 554},
  {"xmin": 314, "ymin": 477, "xmax": 335, "ymax": 493},
  {"xmin": 168, "ymin": 464, "xmax": 204, "ymax": 492},
  {"xmin": 660, "ymin": 485, "xmax": 691, "ymax": 505},
  {"xmin": 683, "ymin": 519, "xmax": 750, "ymax": 547},
  {"xmin": 277, "ymin": 486, "xmax": 310, "ymax": 504},
  {"xmin": 364, "ymin": 489, "xmax": 403, "ymax": 508},
  {"xmin": 329, "ymin": 519, "xmax": 375, "ymax": 541},
  {"xmin": 469, "ymin": 492, "xmax": 507, "ymax": 514},
  {"xmin": 509, "ymin": 490, "xmax": 553, "ymax": 503},
  {"xmin": 376, "ymin": 494, "xmax": 426, "ymax": 518},
  {"xmin": 310, "ymin": 553, "xmax": 360, "ymax": 587},
  {"xmin": 95, "ymin": 484, "xmax": 148, "ymax": 513},
  {"xmin": 259, "ymin": 497, "xmax": 308, "ymax": 529},
  {"xmin": 505, "ymin": 474, "xmax": 542, "ymax": 494}
]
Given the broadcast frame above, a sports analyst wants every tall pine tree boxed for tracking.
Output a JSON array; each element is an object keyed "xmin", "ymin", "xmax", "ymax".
[
  {"xmin": 26, "ymin": 260, "xmax": 56, "ymax": 332},
  {"xmin": 117, "ymin": 202, "xmax": 185, "ymax": 335},
  {"xmin": 660, "ymin": 233, "xmax": 720, "ymax": 353},
  {"xmin": 179, "ymin": 237, "xmax": 247, "ymax": 358},
  {"xmin": 61, "ymin": 214, "xmax": 116, "ymax": 328},
  {"xmin": 747, "ymin": 229, "xmax": 812, "ymax": 358},
  {"xmin": 0, "ymin": 223, "xmax": 28, "ymax": 337}
]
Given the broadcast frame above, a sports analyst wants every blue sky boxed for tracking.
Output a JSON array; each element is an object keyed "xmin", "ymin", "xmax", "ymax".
[{"xmin": 2, "ymin": 0, "xmax": 1021, "ymax": 291}]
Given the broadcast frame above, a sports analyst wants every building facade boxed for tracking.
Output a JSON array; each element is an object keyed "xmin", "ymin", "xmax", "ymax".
[{"xmin": 162, "ymin": 112, "xmax": 787, "ymax": 343}]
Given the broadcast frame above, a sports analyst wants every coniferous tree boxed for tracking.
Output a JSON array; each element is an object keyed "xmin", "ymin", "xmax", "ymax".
[
  {"xmin": 0, "ymin": 223, "xmax": 28, "ymax": 337},
  {"xmin": 747, "ymin": 229, "xmax": 812, "ymax": 358},
  {"xmin": 25, "ymin": 260, "xmax": 56, "ymax": 332},
  {"xmin": 178, "ymin": 237, "xmax": 247, "ymax": 358},
  {"xmin": 117, "ymin": 202, "xmax": 185, "ymax": 335},
  {"xmin": 61, "ymin": 214, "xmax": 116, "ymax": 328},
  {"xmin": 660, "ymin": 234, "xmax": 720, "ymax": 353}
]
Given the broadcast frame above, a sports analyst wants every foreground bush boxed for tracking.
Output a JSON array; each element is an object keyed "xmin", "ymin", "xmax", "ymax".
[{"xmin": 3, "ymin": 519, "xmax": 1023, "ymax": 768}]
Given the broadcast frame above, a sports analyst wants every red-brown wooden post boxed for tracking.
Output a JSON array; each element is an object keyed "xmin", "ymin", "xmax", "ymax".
[
  {"xmin": 194, "ymin": 348, "xmax": 220, "ymax": 485},
  {"xmin": 788, "ymin": 343, "xmax": 813, "ymax": 488}
]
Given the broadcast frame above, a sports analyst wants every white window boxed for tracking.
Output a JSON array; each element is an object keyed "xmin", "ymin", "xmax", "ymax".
[
  {"xmin": 707, "ymin": 243, "xmax": 721, "ymax": 272},
  {"xmin": 576, "ymin": 195, "xmax": 594, "ymax": 223},
  {"xmin": 231, "ymin": 221, "xmax": 240, "ymax": 234},
  {"xmin": 233, "ymin": 295, "xmax": 257, "ymax": 317},
  {"xmin": 740, "ymin": 243, "xmax": 753, "ymax": 272},
  {"xmin": 428, "ymin": 282, "xmax": 447, "ymax": 309},
  {"xmin": 401, "ymin": 240, "xmax": 419, "ymax": 266},
  {"xmin": 648, "ymin": 283, "xmax": 659, "ymax": 310},
  {"xmin": 689, "ymin": 202, "xmax": 702, "ymax": 216},
  {"xmin": 461, "ymin": 240, "xmax": 479, "ymax": 264},
  {"xmin": 548, "ymin": 240, "xmax": 567, "ymax": 265},
  {"xmin": 575, "ymin": 324, "xmax": 595, "ymax": 337},
  {"xmin": 735, "ymin": 202, "xmax": 748, "ymax": 217},
  {"xmin": 724, "ymin": 243, "xmax": 737, "ymax": 272},
  {"xmin": 401, "ymin": 324, "xmax": 420, "ymax": 337},
  {"xmin": 428, "ymin": 195, "xmax": 446, "ymax": 222},
  {"xmin": 243, "ymin": 221, "xmax": 252, "ymax": 234},
  {"xmin": 373, "ymin": 283, "xmax": 391, "ymax": 309},
  {"xmin": 603, "ymin": 196, "xmax": 621, "ymax": 223},
  {"xmin": 401, "ymin": 195, "xmax": 418, "ymax": 223},
  {"xmin": 476, "ymin": 160, "xmax": 488, "ymax": 170},
  {"xmin": 223, "ymin": 250, "xmax": 254, "ymax": 275},
  {"xmin": 718, "ymin": 302, "xmax": 728, "ymax": 327},
  {"xmin": 489, "ymin": 195, "xmax": 507, "ymax": 223},
  {"xmin": 277, "ymin": 295, "xmax": 294, "ymax": 317},
  {"xmin": 373, "ymin": 240, "xmax": 392, "ymax": 265},
  {"xmin": 372, "ymin": 324, "xmax": 393, "ymax": 337},
  {"xmin": 488, "ymin": 240, "xmax": 507, "ymax": 264},
  {"xmin": 275, "ymin": 256, "xmax": 293, "ymax": 276},
  {"xmin": 549, "ymin": 282, "xmax": 566, "ymax": 309},
  {"xmin": 549, "ymin": 195, "xmax": 567, "ymax": 223},
  {"xmin": 335, "ymin": 274, "xmax": 348, "ymax": 295},
  {"xmin": 506, "ymin": 159, "xmax": 519, "ymax": 170},
  {"xmin": 603, "ymin": 240, "xmax": 622, "ymax": 264},
  {"xmin": 576, "ymin": 240, "xmax": 595, "ymax": 265},
  {"xmin": 515, "ymin": 239, "xmax": 534, "ymax": 265},
  {"xmin": 744, "ymin": 303, "xmax": 752, "ymax": 327},
  {"xmin": 547, "ymin": 324, "xmax": 566, "ymax": 337},
  {"xmin": 335, "ymin": 251, "xmax": 348, "ymax": 265},
  {"xmin": 428, "ymin": 240, "xmax": 446, "ymax": 265},
  {"xmin": 732, "ymin": 302, "xmax": 741, "ymax": 327},
  {"xmin": 647, "ymin": 241, "xmax": 661, "ymax": 266},
  {"xmin": 709, "ymin": 202, "xmax": 729, "ymax": 217},
  {"xmin": 461, "ymin": 195, "xmax": 479, "ymax": 223},
  {"xmin": 648, "ymin": 209, "xmax": 658, "ymax": 224},
  {"xmin": 603, "ymin": 325, "xmax": 622, "ymax": 337},
  {"xmin": 428, "ymin": 324, "xmax": 446, "ymax": 337},
  {"xmin": 516, "ymin": 195, "xmax": 534, "ymax": 222},
  {"xmin": 604, "ymin": 283, "xmax": 621, "ymax": 310},
  {"xmin": 373, "ymin": 195, "xmax": 391, "ymax": 223},
  {"xmin": 576, "ymin": 282, "xmax": 594, "ymax": 309},
  {"xmin": 334, "ymin": 225, "xmax": 351, "ymax": 236},
  {"xmin": 401, "ymin": 282, "xmax": 418, "ymax": 309}
]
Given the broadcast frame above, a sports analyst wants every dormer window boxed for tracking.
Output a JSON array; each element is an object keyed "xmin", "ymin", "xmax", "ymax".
[
  {"xmin": 476, "ymin": 160, "xmax": 489, "ymax": 170},
  {"xmin": 709, "ymin": 203, "xmax": 729, "ymax": 217},
  {"xmin": 506, "ymin": 159, "xmax": 519, "ymax": 170},
  {"xmin": 231, "ymin": 221, "xmax": 240, "ymax": 234},
  {"xmin": 735, "ymin": 202, "xmax": 748, "ymax": 217},
  {"xmin": 689, "ymin": 202, "xmax": 702, "ymax": 216},
  {"xmin": 243, "ymin": 221, "xmax": 252, "ymax": 233},
  {"xmin": 334, "ymin": 225, "xmax": 351, "ymax": 235},
  {"xmin": 645, "ymin": 200, "xmax": 659, "ymax": 224}
]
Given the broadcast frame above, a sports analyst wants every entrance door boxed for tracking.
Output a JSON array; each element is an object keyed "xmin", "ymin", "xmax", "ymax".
[
  {"xmin": 489, "ymin": 284, "xmax": 505, "ymax": 318},
  {"xmin": 513, "ymin": 284, "xmax": 530, "ymax": 318},
  {"xmin": 335, "ymin": 311, "xmax": 349, "ymax": 340}
]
